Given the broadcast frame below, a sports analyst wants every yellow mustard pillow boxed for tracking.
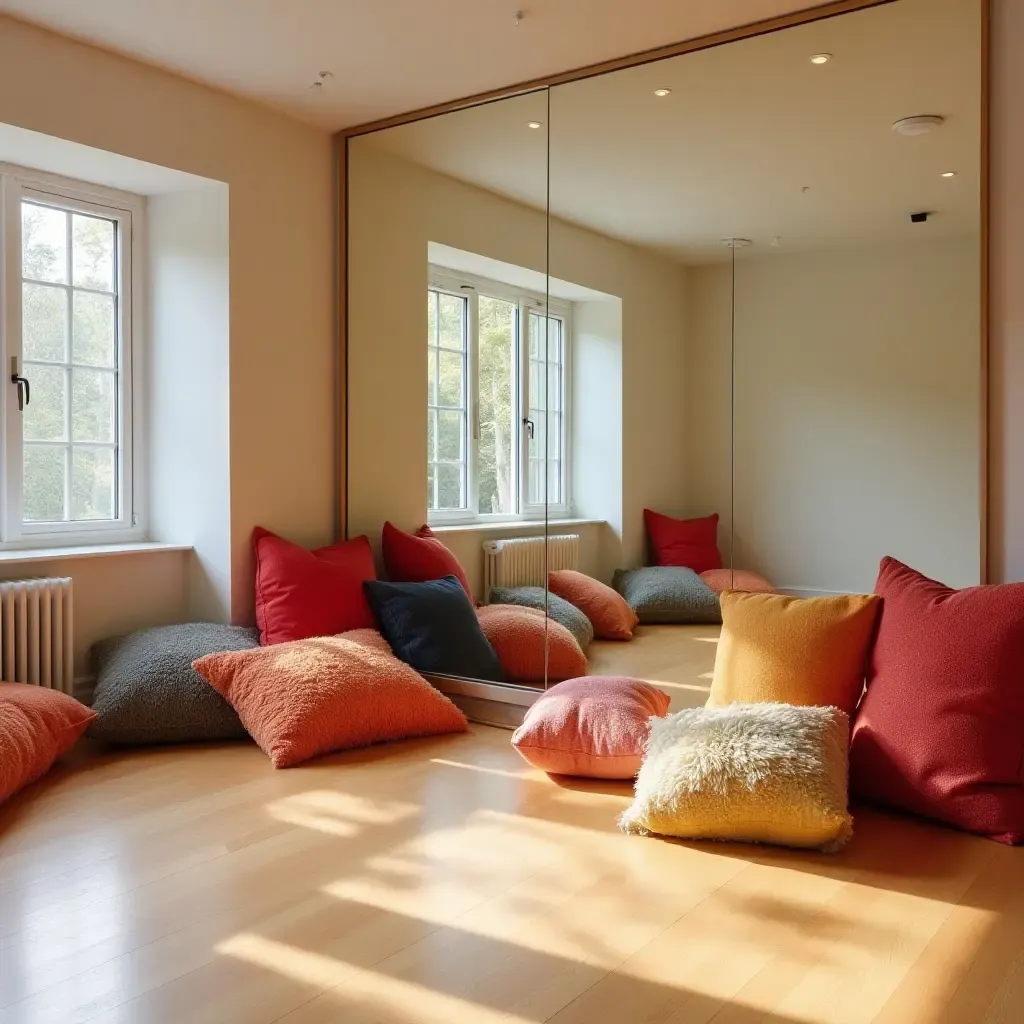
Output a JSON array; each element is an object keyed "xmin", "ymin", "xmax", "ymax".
[
  {"xmin": 619, "ymin": 703, "xmax": 852, "ymax": 852},
  {"xmin": 708, "ymin": 590, "xmax": 880, "ymax": 716}
]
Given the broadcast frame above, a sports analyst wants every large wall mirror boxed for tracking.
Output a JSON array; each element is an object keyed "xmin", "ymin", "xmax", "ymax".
[{"xmin": 344, "ymin": 0, "xmax": 983, "ymax": 721}]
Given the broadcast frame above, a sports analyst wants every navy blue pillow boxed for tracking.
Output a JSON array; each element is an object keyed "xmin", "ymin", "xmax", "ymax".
[{"xmin": 363, "ymin": 575, "xmax": 506, "ymax": 682}]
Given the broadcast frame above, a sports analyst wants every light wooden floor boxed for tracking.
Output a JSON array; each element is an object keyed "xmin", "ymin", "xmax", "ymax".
[{"xmin": 2, "ymin": 708, "xmax": 1023, "ymax": 1023}]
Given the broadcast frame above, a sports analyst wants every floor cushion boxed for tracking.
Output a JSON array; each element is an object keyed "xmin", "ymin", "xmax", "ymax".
[
  {"xmin": 612, "ymin": 566, "xmax": 721, "ymax": 625},
  {"xmin": 643, "ymin": 509, "xmax": 723, "ymax": 573},
  {"xmin": 0, "ymin": 683, "xmax": 96, "ymax": 802},
  {"xmin": 364, "ymin": 575, "xmax": 505, "ymax": 681},
  {"xmin": 708, "ymin": 590, "xmax": 880, "ymax": 716},
  {"xmin": 620, "ymin": 703, "xmax": 853, "ymax": 851},
  {"xmin": 381, "ymin": 522, "xmax": 475, "ymax": 602},
  {"xmin": 511, "ymin": 676, "xmax": 670, "ymax": 778},
  {"xmin": 253, "ymin": 527, "xmax": 377, "ymax": 645},
  {"xmin": 192, "ymin": 629, "xmax": 468, "ymax": 768},
  {"xmin": 548, "ymin": 570, "xmax": 638, "ymax": 641},
  {"xmin": 700, "ymin": 568, "xmax": 778, "ymax": 595},
  {"xmin": 850, "ymin": 557, "xmax": 1024, "ymax": 845},
  {"xmin": 488, "ymin": 586, "xmax": 594, "ymax": 650},
  {"xmin": 90, "ymin": 624, "xmax": 259, "ymax": 745},
  {"xmin": 477, "ymin": 605, "xmax": 587, "ymax": 683}
]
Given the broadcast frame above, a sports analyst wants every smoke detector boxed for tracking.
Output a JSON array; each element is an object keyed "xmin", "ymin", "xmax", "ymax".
[{"xmin": 892, "ymin": 115, "xmax": 945, "ymax": 136}]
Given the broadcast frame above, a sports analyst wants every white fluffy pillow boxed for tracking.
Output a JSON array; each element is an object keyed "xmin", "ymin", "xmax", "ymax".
[{"xmin": 620, "ymin": 702, "xmax": 853, "ymax": 852}]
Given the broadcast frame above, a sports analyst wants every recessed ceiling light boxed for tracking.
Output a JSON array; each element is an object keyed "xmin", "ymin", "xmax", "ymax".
[
  {"xmin": 810, "ymin": 53, "xmax": 832, "ymax": 64},
  {"xmin": 526, "ymin": 121, "xmax": 542, "ymax": 129},
  {"xmin": 941, "ymin": 171, "xmax": 957, "ymax": 178},
  {"xmin": 654, "ymin": 88, "xmax": 672, "ymax": 97}
]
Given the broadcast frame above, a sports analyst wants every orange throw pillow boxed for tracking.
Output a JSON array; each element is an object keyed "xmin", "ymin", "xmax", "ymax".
[
  {"xmin": 709, "ymin": 591, "xmax": 881, "ymax": 716},
  {"xmin": 548, "ymin": 570, "xmax": 638, "ymax": 641},
  {"xmin": 477, "ymin": 605, "xmax": 587, "ymax": 684},
  {"xmin": 193, "ymin": 629, "xmax": 468, "ymax": 768},
  {"xmin": 699, "ymin": 569, "xmax": 777, "ymax": 595},
  {"xmin": 381, "ymin": 522, "xmax": 475, "ymax": 603},
  {"xmin": 0, "ymin": 683, "xmax": 96, "ymax": 803}
]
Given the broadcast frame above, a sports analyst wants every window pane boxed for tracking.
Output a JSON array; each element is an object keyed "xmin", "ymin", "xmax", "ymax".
[
  {"xmin": 528, "ymin": 408, "xmax": 545, "ymax": 460},
  {"xmin": 73, "ymin": 291, "xmax": 116, "ymax": 368},
  {"xmin": 528, "ymin": 459, "xmax": 543, "ymax": 505},
  {"xmin": 437, "ymin": 350, "xmax": 463, "ymax": 407},
  {"xmin": 24, "ymin": 445, "xmax": 66, "ymax": 522},
  {"xmin": 427, "ymin": 409, "xmax": 437, "ymax": 462},
  {"xmin": 72, "ymin": 214, "xmax": 115, "ymax": 291},
  {"xmin": 529, "ymin": 313, "xmax": 540, "ymax": 358},
  {"xmin": 24, "ymin": 365, "xmax": 67, "ymax": 442},
  {"xmin": 427, "ymin": 463, "xmax": 436, "ymax": 510},
  {"xmin": 71, "ymin": 447, "xmax": 115, "ymax": 520},
  {"xmin": 437, "ymin": 294, "xmax": 464, "ymax": 350},
  {"xmin": 548, "ymin": 459, "xmax": 563, "ymax": 505},
  {"xmin": 548, "ymin": 363, "xmax": 562, "ymax": 412},
  {"xmin": 427, "ymin": 291, "xmax": 437, "ymax": 345},
  {"xmin": 477, "ymin": 296, "xmax": 515, "ymax": 515},
  {"xmin": 437, "ymin": 410, "xmax": 463, "ymax": 462},
  {"xmin": 22, "ymin": 203, "xmax": 67, "ymax": 284},
  {"xmin": 529, "ymin": 359, "xmax": 543, "ymax": 407},
  {"xmin": 427, "ymin": 347, "xmax": 437, "ymax": 403},
  {"xmin": 435, "ymin": 463, "xmax": 463, "ymax": 510},
  {"xmin": 547, "ymin": 411, "xmax": 561, "ymax": 460},
  {"xmin": 23, "ymin": 283, "xmax": 67, "ymax": 362},
  {"xmin": 72, "ymin": 368, "xmax": 115, "ymax": 443}
]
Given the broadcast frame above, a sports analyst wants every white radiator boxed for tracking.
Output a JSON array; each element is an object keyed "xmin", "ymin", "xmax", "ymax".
[
  {"xmin": 483, "ymin": 534, "xmax": 580, "ymax": 599},
  {"xmin": 0, "ymin": 577, "xmax": 73, "ymax": 693}
]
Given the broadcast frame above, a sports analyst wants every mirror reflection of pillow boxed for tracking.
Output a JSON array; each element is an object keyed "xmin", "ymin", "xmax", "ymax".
[
  {"xmin": 699, "ymin": 568, "xmax": 778, "ymax": 595},
  {"xmin": 548, "ymin": 570, "xmax": 638, "ymax": 641},
  {"xmin": 477, "ymin": 605, "xmax": 586, "ymax": 684}
]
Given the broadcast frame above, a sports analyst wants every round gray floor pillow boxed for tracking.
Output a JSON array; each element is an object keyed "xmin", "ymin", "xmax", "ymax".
[
  {"xmin": 90, "ymin": 623, "xmax": 259, "ymax": 745},
  {"xmin": 612, "ymin": 566, "xmax": 722, "ymax": 625}
]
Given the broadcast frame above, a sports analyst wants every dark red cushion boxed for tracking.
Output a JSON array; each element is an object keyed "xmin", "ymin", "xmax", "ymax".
[
  {"xmin": 253, "ymin": 527, "xmax": 377, "ymax": 645},
  {"xmin": 381, "ymin": 522, "xmax": 475, "ymax": 602},
  {"xmin": 849, "ymin": 556, "xmax": 1024, "ymax": 845},
  {"xmin": 643, "ymin": 509, "xmax": 723, "ymax": 573}
]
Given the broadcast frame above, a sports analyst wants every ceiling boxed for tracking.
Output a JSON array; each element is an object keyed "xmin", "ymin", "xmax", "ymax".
[
  {"xmin": 361, "ymin": 0, "xmax": 981, "ymax": 263},
  {"xmin": 0, "ymin": 0, "xmax": 858, "ymax": 130}
]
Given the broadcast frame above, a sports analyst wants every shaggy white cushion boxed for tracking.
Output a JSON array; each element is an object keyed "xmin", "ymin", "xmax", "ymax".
[{"xmin": 620, "ymin": 702, "xmax": 853, "ymax": 852}]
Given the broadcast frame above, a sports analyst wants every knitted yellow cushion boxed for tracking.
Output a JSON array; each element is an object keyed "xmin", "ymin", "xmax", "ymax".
[
  {"xmin": 620, "ymin": 703, "xmax": 853, "ymax": 852},
  {"xmin": 709, "ymin": 591, "xmax": 880, "ymax": 715}
]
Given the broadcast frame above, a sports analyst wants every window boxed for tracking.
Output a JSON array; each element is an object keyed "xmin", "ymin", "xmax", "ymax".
[
  {"xmin": 427, "ymin": 268, "xmax": 570, "ymax": 522},
  {"xmin": 1, "ymin": 167, "xmax": 140, "ymax": 544}
]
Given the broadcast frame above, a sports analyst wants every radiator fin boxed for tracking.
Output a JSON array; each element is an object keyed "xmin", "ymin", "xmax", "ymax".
[{"xmin": 0, "ymin": 578, "xmax": 73, "ymax": 693}]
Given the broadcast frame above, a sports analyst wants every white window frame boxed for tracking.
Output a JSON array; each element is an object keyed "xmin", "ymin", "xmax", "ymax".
[
  {"xmin": 0, "ymin": 163, "xmax": 144, "ymax": 548},
  {"xmin": 427, "ymin": 266, "xmax": 571, "ymax": 525}
]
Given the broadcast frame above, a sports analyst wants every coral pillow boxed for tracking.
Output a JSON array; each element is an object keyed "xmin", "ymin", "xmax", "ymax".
[
  {"xmin": 548, "ymin": 570, "xmax": 638, "ymax": 641},
  {"xmin": 644, "ymin": 509, "xmax": 723, "ymax": 573},
  {"xmin": 253, "ymin": 527, "xmax": 376, "ymax": 645},
  {"xmin": 381, "ymin": 522, "xmax": 474, "ymax": 602},
  {"xmin": 511, "ymin": 676, "xmax": 670, "ymax": 778},
  {"xmin": 193, "ymin": 629, "xmax": 468, "ymax": 768},
  {"xmin": 0, "ymin": 683, "xmax": 96, "ymax": 803},
  {"xmin": 477, "ymin": 605, "xmax": 587, "ymax": 683},
  {"xmin": 709, "ymin": 590, "xmax": 880, "ymax": 716},
  {"xmin": 700, "ymin": 569, "xmax": 777, "ymax": 595},
  {"xmin": 850, "ymin": 557, "xmax": 1024, "ymax": 845}
]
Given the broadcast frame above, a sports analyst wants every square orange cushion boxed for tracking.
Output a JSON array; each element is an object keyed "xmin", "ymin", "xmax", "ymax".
[
  {"xmin": 548, "ymin": 570, "xmax": 638, "ymax": 641},
  {"xmin": 476, "ymin": 605, "xmax": 587, "ymax": 684},
  {"xmin": 708, "ymin": 591, "xmax": 881, "ymax": 716},
  {"xmin": 193, "ymin": 629, "xmax": 468, "ymax": 768},
  {"xmin": 1, "ymin": 683, "xmax": 96, "ymax": 803}
]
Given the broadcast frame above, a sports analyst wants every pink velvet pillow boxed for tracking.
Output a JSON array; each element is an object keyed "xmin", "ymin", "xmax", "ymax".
[
  {"xmin": 511, "ymin": 676, "xmax": 671, "ymax": 778},
  {"xmin": 477, "ymin": 605, "xmax": 587, "ymax": 684},
  {"xmin": 700, "ymin": 569, "xmax": 778, "ymax": 595},
  {"xmin": 0, "ymin": 683, "xmax": 96, "ymax": 803},
  {"xmin": 193, "ymin": 629, "xmax": 468, "ymax": 768}
]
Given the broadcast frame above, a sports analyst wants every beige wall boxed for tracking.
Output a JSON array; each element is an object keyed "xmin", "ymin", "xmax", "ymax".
[
  {"xmin": 686, "ymin": 238, "xmax": 981, "ymax": 593},
  {"xmin": 347, "ymin": 144, "xmax": 688, "ymax": 577},
  {"xmin": 0, "ymin": 16, "xmax": 335, "ymax": 654}
]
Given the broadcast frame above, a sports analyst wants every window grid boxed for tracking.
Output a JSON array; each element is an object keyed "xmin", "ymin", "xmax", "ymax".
[{"xmin": 426, "ymin": 288, "xmax": 469, "ymax": 512}]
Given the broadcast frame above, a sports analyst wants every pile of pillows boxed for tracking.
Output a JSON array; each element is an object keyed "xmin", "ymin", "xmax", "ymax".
[{"xmin": 514, "ymin": 555, "xmax": 1024, "ymax": 851}]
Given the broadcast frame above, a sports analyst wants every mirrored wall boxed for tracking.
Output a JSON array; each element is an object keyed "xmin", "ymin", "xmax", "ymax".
[{"xmin": 345, "ymin": 0, "xmax": 983, "ymax": 719}]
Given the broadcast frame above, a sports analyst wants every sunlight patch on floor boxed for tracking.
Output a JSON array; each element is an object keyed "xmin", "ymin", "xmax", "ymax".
[
  {"xmin": 264, "ymin": 791, "xmax": 419, "ymax": 837},
  {"xmin": 429, "ymin": 758, "xmax": 533, "ymax": 779}
]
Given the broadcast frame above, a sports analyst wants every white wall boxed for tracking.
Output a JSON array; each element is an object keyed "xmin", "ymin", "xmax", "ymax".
[
  {"xmin": 348, "ymin": 144, "xmax": 688, "ymax": 578},
  {"xmin": 686, "ymin": 236, "xmax": 981, "ymax": 593},
  {"xmin": 0, "ymin": 15, "xmax": 335, "ymax": 659}
]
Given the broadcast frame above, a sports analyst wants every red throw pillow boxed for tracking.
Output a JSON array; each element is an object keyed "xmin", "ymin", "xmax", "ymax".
[
  {"xmin": 253, "ymin": 527, "xmax": 377, "ymax": 646},
  {"xmin": 850, "ymin": 557, "xmax": 1024, "ymax": 845},
  {"xmin": 644, "ymin": 509, "xmax": 723, "ymax": 573},
  {"xmin": 381, "ymin": 522, "xmax": 474, "ymax": 602},
  {"xmin": 1, "ymin": 683, "xmax": 96, "ymax": 803}
]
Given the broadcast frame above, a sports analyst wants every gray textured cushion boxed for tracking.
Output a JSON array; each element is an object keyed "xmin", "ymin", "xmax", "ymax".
[
  {"xmin": 488, "ymin": 586, "xmax": 594, "ymax": 650},
  {"xmin": 90, "ymin": 623, "xmax": 259, "ymax": 745},
  {"xmin": 612, "ymin": 567, "xmax": 722, "ymax": 625}
]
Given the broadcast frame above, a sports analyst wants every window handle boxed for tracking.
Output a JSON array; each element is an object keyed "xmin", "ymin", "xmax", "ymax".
[
  {"xmin": 522, "ymin": 417, "xmax": 534, "ymax": 440},
  {"xmin": 11, "ymin": 373, "xmax": 29, "ymax": 412}
]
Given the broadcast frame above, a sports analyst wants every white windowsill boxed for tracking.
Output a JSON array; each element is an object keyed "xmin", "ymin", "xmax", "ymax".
[
  {"xmin": 429, "ymin": 518, "xmax": 605, "ymax": 535},
  {"xmin": 0, "ymin": 541, "xmax": 192, "ymax": 564}
]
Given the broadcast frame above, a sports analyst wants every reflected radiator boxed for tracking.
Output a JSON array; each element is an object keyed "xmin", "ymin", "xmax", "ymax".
[
  {"xmin": 482, "ymin": 534, "xmax": 579, "ymax": 599},
  {"xmin": 0, "ymin": 577, "xmax": 74, "ymax": 693}
]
